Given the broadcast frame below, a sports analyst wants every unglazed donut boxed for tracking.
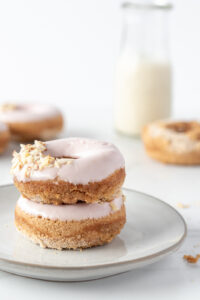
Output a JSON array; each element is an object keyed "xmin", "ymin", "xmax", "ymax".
[
  {"xmin": 0, "ymin": 122, "xmax": 10, "ymax": 154},
  {"xmin": 12, "ymin": 138, "xmax": 125, "ymax": 204},
  {"xmin": 15, "ymin": 194, "xmax": 126, "ymax": 249},
  {"xmin": 0, "ymin": 103, "xmax": 63, "ymax": 142},
  {"xmin": 142, "ymin": 120, "xmax": 200, "ymax": 165}
]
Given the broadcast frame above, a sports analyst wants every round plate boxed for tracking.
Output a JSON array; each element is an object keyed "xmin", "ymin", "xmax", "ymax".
[{"xmin": 0, "ymin": 185, "xmax": 186, "ymax": 281}]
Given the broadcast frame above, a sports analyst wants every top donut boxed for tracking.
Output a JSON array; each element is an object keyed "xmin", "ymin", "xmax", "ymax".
[
  {"xmin": 142, "ymin": 120, "xmax": 200, "ymax": 165},
  {"xmin": 11, "ymin": 138, "xmax": 125, "ymax": 204},
  {"xmin": 0, "ymin": 103, "xmax": 63, "ymax": 142}
]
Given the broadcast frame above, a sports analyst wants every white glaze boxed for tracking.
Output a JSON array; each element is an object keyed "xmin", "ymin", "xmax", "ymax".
[
  {"xmin": 13, "ymin": 138, "xmax": 125, "ymax": 184},
  {"xmin": 17, "ymin": 195, "xmax": 123, "ymax": 221},
  {"xmin": 0, "ymin": 103, "xmax": 61, "ymax": 123},
  {"xmin": 148, "ymin": 121, "xmax": 200, "ymax": 153},
  {"xmin": 0, "ymin": 121, "xmax": 8, "ymax": 132}
]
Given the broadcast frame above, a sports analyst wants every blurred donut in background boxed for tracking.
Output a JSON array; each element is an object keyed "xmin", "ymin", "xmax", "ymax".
[
  {"xmin": 142, "ymin": 120, "xmax": 200, "ymax": 165},
  {"xmin": 0, "ymin": 122, "xmax": 10, "ymax": 154},
  {"xmin": 0, "ymin": 103, "xmax": 64, "ymax": 142}
]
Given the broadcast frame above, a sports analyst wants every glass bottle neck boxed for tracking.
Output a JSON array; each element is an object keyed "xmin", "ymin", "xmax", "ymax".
[{"xmin": 121, "ymin": 7, "xmax": 170, "ymax": 62}]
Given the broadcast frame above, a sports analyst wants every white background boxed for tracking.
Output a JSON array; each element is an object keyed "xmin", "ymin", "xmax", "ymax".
[
  {"xmin": 0, "ymin": 0, "xmax": 199, "ymax": 122},
  {"xmin": 0, "ymin": 1, "xmax": 200, "ymax": 299}
]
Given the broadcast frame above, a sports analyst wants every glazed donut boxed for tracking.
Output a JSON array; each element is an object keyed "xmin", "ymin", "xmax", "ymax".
[
  {"xmin": 0, "ymin": 103, "xmax": 63, "ymax": 142},
  {"xmin": 15, "ymin": 194, "xmax": 126, "ymax": 249},
  {"xmin": 142, "ymin": 120, "xmax": 200, "ymax": 165},
  {"xmin": 0, "ymin": 122, "xmax": 10, "ymax": 154},
  {"xmin": 11, "ymin": 138, "xmax": 125, "ymax": 204}
]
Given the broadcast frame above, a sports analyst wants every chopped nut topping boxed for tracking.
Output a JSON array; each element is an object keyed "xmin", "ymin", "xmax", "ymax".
[
  {"xmin": 11, "ymin": 140, "xmax": 74, "ymax": 178},
  {"xmin": 110, "ymin": 202, "xmax": 118, "ymax": 211},
  {"xmin": 0, "ymin": 103, "xmax": 17, "ymax": 112}
]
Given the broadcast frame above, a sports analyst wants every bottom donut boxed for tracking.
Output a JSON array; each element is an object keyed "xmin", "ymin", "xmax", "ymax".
[{"xmin": 15, "ymin": 195, "xmax": 126, "ymax": 250}]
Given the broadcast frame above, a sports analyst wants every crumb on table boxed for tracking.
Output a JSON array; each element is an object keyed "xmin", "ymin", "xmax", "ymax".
[
  {"xmin": 183, "ymin": 254, "xmax": 200, "ymax": 263},
  {"xmin": 177, "ymin": 203, "xmax": 190, "ymax": 209}
]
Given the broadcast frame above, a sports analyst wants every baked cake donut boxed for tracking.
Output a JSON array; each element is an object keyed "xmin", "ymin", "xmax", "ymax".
[
  {"xmin": 0, "ymin": 103, "xmax": 63, "ymax": 142},
  {"xmin": 11, "ymin": 138, "xmax": 125, "ymax": 204},
  {"xmin": 12, "ymin": 137, "xmax": 126, "ymax": 249},
  {"xmin": 15, "ymin": 194, "xmax": 126, "ymax": 250},
  {"xmin": 0, "ymin": 122, "xmax": 10, "ymax": 154},
  {"xmin": 142, "ymin": 120, "xmax": 200, "ymax": 165}
]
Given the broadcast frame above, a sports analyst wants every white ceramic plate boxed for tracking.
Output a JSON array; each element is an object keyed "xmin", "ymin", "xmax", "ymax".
[{"xmin": 0, "ymin": 184, "xmax": 186, "ymax": 281}]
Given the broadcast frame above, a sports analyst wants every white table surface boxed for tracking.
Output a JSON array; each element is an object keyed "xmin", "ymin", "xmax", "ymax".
[{"xmin": 0, "ymin": 114, "xmax": 200, "ymax": 300}]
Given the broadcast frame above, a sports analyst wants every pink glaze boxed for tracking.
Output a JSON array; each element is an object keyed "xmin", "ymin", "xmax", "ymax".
[
  {"xmin": 17, "ymin": 195, "xmax": 123, "ymax": 221},
  {"xmin": 0, "ymin": 121, "xmax": 8, "ymax": 132},
  {"xmin": 0, "ymin": 103, "xmax": 61, "ymax": 123},
  {"xmin": 14, "ymin": 138, "xmax": 125, "ymax": 184}
]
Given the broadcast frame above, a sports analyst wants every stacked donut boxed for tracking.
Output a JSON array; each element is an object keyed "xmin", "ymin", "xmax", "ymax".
[{"xmin": 11, "ymin": 138, "xmax": 126, "ymax": 250}]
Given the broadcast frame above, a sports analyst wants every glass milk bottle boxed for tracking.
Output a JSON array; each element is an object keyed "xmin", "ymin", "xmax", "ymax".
[{"xmin": 114, "ymin": 1, "xmax": 172, "ymax": 136}]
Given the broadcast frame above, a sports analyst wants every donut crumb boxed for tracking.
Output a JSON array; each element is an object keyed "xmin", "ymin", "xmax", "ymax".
[
  {"xmin": 110, "ymin": 202, "xmax": 118, "ymax": 211},
  {"xmin": 183, "ymin": 254, "xmax": 200, "ymax": 264},
  {"xmin": 177, "ymin": 202, "xmax": 190, "ymax": 209}
]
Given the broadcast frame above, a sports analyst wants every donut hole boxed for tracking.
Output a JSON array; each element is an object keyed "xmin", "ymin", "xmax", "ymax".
[
  {"xmin": 44, "ymin": 146, "xmax": 80, "ymax": 160},
  {"xmin": 166, "ymin": 121, "xmax": 200, "ymax": 140},
  {"xmin": 55, "ymin": 155, "xmax": 79, "ymax": 160},
  {"xmin": 166, "ymin": 122, "xmax": 192, "ymax": 133}
]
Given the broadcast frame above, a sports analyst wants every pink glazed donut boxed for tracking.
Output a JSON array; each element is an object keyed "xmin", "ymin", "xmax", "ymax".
[
  {"xmin": 15, "ymin": 194, "xmax": 126, "ymax": 249},
  {"xmin": 11, "ymin": 138, "xmax": 126, "ymax": 204},
  {"xmin": 0, "ymin": 103, "xmax": 63, "ymax": 142}
]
